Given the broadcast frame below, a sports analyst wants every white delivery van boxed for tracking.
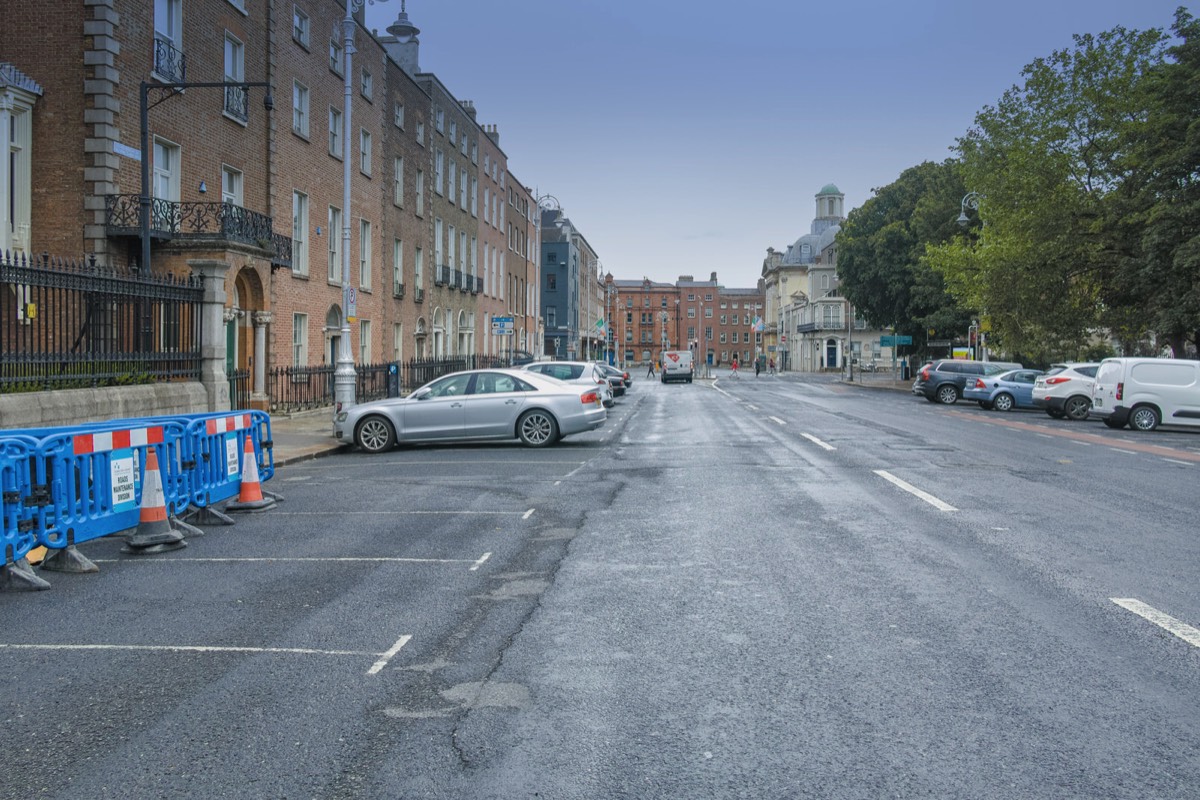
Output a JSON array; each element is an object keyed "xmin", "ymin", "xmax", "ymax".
[
  {"xmin": 660, "ymin": 350, "xmax": 694, "ymax": 384},
  {"xmin": 1090, "ymin": 357, "xmax": 1200, "ymax": 431}
]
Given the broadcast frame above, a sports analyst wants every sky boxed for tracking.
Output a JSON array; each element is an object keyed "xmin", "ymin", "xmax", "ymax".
[{"xmin": 364, "ymin": 0, "xmax": 1186, "ymax": 289}]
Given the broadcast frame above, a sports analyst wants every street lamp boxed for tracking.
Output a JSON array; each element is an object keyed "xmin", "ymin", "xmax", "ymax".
[
  {"xmin": 334, "ymin": 0, "xmax": 394, "ymax": 414},
  {"xmin": 957, "ymin": 191, "xmax": 983, "ymax": 228}
]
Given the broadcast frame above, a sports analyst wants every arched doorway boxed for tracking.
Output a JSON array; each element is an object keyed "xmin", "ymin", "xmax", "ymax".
[
  {"xmin": 825, "ymin": 338, "xmax": 839, "ymax": 370},
  {"xmin": 414, "ymin": 316, "xmax": 427, "ymax": 359},
  {"xmin": 325, "ymin": 305, "xmax": 344, "ymax": 366},
  {"xmin": 431, "ymin": 307, "xmax": 444, "ymax": 358}
]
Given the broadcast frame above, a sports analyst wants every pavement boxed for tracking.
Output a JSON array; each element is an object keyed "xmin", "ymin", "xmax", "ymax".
[{"xmin": 265, "ymin": 370, "xmax": 914, "ymax": 468}]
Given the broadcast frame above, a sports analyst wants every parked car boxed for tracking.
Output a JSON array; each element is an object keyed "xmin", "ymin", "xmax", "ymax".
[
  {"xmin": 521, "ymin": 360, "xmax": 614, "ymax": 408},
  {"xmin": 911, "ymin": 359, "xmax": 1024, "ymax": 405},
  {"xmin": 508, "ymin": 349, "xmax": 537, "ymax": 367},
  {"xmin": 1091, "ymin": 357, "xmax": 1200, "ymax": 431},
  {"xmin": 334, "ymin": 369, "xmax": 607, "ymax": 452},
  {"xmin": 1032, "ymin": 362, "xmax": 1100, "ymax": 420},
  {"xmin": 597, "ymin": 363, "xmax": 629, "ymax": 397},
  {"xmin": 963, "ymin": 368, "xmax": 1044, "ymax": 411}
]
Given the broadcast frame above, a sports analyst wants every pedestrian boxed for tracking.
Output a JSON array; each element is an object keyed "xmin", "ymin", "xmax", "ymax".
[
  {"xmin": 647, "ymin": 359, "xmax": 656, "ymax": 378},
  {"xmin": 754, "ymin": 358, "xmax": 761, "ymax": 377},
  {"xmin": 731, "ymin": 357, "xmax": 739, "ymax": 378},
  {"xmin": 769, "ymin": 357, "xmax": 776, "ymax": 376}
]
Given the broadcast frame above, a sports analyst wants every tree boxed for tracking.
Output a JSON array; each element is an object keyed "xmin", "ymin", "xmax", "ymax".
[
  {"xmin": 927, "ymin": 24, "xmax": 1169, "ymax": 362},
  {"xmin": 835, "ymin": 160, "xmax": 973, "ymax": 348},
  {"xmin": 1109, "ymin": 8, "xmax": 1200, "ymax": 357}
]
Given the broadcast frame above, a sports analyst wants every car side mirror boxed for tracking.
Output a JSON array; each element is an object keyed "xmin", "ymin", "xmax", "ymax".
[{"xmin": 413, "ymin": 388, "xmax": 431, "ymax": 400}]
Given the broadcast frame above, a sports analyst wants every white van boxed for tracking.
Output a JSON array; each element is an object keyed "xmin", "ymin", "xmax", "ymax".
[
  {"xmin": 660, "ymin": 350, "xmax": 694, "ymax": 384},
  {"xmin": 1090, "ymin": 357, "xmax": 1200, "ymax": 431}
]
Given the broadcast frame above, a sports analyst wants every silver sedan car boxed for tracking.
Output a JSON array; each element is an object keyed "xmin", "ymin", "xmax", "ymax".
[{"xmin": 334, "ymin": 368, "xmax": 607, "ymax": 452}]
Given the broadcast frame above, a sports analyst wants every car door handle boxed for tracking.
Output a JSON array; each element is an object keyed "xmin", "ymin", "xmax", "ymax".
[
  {"xmin": 451, "ymin": 402, "xmax": 463, "ymax": 408},
  {"xmin": 506, "ymin": 399, "xmax": 518, "ymax": 405}
]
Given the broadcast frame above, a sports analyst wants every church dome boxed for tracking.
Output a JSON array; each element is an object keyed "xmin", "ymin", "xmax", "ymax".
[{"xmin": 816, "ymin": 183, "xmax": 841, "ymax": 196}]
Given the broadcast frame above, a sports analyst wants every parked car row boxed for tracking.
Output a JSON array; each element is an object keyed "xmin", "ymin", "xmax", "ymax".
[{"xmin": 911, "ymin": 357, "xmax": 1200, "ymax": 433}]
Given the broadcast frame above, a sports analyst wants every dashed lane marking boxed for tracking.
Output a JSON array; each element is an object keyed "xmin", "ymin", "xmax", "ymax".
[
  {"xmin": 93, "ymin": 556, "xmax": 489, "ymax": 566},
  {"xmin": 769, "ymin": 416, "xmax": 787, "ymax": 426},
  {"xmin": 873, "ymin": 470, "xmax": 958, "ymax": 512},
  {"xmin": 1111, "ymin": 599, "xmax": 1200, "ymax": 648},
  {"xmin": 800, "ymin": 433, "xmax": 835, "ymax": 451}
]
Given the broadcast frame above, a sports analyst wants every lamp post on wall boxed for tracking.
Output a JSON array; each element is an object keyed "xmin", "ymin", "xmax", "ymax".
[{"xmin": 957, "ymin": 192, "xmax": 987, "ymax": 361}]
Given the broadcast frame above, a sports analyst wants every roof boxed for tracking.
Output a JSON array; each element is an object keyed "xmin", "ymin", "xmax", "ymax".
[{"xmin": 817, "ymin": 183, "xmax": 841, "ymax": 196}]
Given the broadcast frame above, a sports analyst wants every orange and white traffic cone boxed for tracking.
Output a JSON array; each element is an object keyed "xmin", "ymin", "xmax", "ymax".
[
  {"xmin": 122, "ymin": 447, "xmax": 187, "ymax": 554},
  {"xmin": 226, "ymin": 436, "xmax": 276, "ymax": 512}
]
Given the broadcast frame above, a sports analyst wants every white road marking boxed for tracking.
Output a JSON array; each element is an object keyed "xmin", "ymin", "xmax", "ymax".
[
  {"xmin": 367, "ymin": 635, "xmax": 414, "ymax": 675},
  {"xmin": 800, "ymin": 433, "xmax": 835, "ymax": 451},
  {"xmin": 769, "ymin": 416, "xmax": 787, "ymax": 426},
  {"xmin": 94, "ymin": 557, "xmax": 494, "ymax": 566},
  {"xmin": 554, "ymin": 480, "xmax": 562, "ymax": 486},
  {"xmin": 522, "ymin": 508, "xmax": 535, "ymax": 520},
  {"xmin": 470, "ymin": 552, "xmax": 491, "ymax": 571},
  {"xmin": 1110, "ymin": 448, "xmax": 1137, "ymax": 455},
  {"xmin": 1, "ymin": 642, "xmax": 379, "ymax": 657},
  {"xmin": 1070, "ymin": 440, "xmax": 1092, "ymax": 446},
  {"xmin": 1111, "ymin": 599, "xmax": 1200, "ymax": 648},
  {"xmin": 1163, "ymin": 459, "xmax": 1193, "ymax": 466},
  {"xmin": 1036, "ymin": 433, "xmax": 1054, "ymax": 439},
  {"xmin": 747, "ymin": 404, "xmax": 759, "ymax": 411},
  {"xmin": 272, "ymin": 510, "xmax": 531, "ymax": 516},
  {"xmin": 873, "ymin": 470, "xmax": 958, "ymax": 512}
]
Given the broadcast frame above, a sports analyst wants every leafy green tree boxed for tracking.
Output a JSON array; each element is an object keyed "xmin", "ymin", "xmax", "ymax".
[
  {"xmin": 1108, "ymin": 8, "xmax": 1200, "ymax": 357},
  {"xmin": 927, "ymin": 24, "xmax": 1169, "ymax": 362},
  {"xmin": 835, "ymin": 160, "xmax": 973, "ymax": 350}
]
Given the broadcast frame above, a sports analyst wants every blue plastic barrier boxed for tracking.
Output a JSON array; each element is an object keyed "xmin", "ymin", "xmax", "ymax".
[
  {"xmin": 1, "ymin": 437, "xmax": 39, "ymax": 566},
  {"xmin": 31, "ymin": 421, "xmax": 190, "ymax": 549}
]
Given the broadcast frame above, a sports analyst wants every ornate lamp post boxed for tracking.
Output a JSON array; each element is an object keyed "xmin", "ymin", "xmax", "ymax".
[{"xmin": 957, "ymin": 191, "xmax": 983, "ymax": 228}]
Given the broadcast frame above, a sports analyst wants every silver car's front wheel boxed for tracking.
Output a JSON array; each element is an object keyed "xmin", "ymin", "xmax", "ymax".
[
  {"xmin": 992, "ymin": 392, "xmax": 1015, "ymax": 412},
  {"xmin": 517, "ymin": 410, "xmax": 558, "ymax": 447},
  {"xmin": 356, "ymin": 416, "xmax": 396, "ymax": 453}
]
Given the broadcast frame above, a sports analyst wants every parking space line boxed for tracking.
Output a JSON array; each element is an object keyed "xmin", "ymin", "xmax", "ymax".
[
  {"xmin": 93, "ymin": 556, "xmax": 487, "ymax": 566},
  {"xmin": 1111, "ymin": 598, "xmax": 1200, "ymax": 648},
  {"xmin": 470, "ymin": 552, "xmax": 492, "ymax": 571},
  {"xmin": 873, "ymin": 470, "xmax": 958, "ymax": 512},
  {"xmin": 801, "ymin": 433, "xmax": 835, "ymax": 451},
  {"xmin": 1, "ymin": 642, "xmax": 381, "ymax": 658},
  {"xmin": 367, "ymin": 635, "xmax": 414, "ymax": 675},
  {"xmin": 272, "ymin": 510, "xmax": 533, "ymax": 516},
  {"xmin": 522, "ymin": 508, "xmax": 535, "ymax": 520}
]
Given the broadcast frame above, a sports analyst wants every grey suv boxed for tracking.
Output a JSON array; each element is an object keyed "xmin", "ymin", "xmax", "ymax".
[{"xmin": 912, "ymin": 359, "xmax": 1023, "ymax": 404}]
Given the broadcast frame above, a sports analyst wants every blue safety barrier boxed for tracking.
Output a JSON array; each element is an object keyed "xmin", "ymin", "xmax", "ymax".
[
  {"xmin": 1, "ymin": 436, "xmax": 39, "ymax": 567},
  {"xmin": 0, "ymin": 410, "xmax": 276, "ymax": 560}
]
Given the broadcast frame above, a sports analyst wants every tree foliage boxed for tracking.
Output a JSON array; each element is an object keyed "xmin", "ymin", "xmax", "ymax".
[
  {"xmin": 925, "ymin": 23, "xmax": 1170, "ymax": 362},
  {"xmin": 836, "ymin": 160, "xmax": 973, "ymax": 344}
]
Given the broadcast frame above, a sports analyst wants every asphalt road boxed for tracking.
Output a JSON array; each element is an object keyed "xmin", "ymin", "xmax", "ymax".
[{"xmin": 4, "ymin": 373, "xmax": 1200, "ymax": 799}]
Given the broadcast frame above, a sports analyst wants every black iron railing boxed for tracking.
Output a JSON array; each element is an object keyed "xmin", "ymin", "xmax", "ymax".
[
  {"xmin": 153, "ymin": 37, "xmax": 186, "ymax": 83},
  {"xmin": 104, "ymin": 195, "xmax": 284, "ymax": 253},
  {"xmin": 0, "ymin": 250, "xmax": 203, "ymax": 393}
]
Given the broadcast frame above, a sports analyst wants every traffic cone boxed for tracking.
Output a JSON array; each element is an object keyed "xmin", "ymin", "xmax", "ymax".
[
  {"xmin": 225, "ymin": 436, "xmax": 276, "ymax": 512},
  {"xmin": 123, "ymin": 446, "xmax": 187, "ymax": 554}
]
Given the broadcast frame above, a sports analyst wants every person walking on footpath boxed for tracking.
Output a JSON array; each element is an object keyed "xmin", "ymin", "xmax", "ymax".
[
  {"xmin": 730, "ymin": 357, "xmax": 740, "ymax": 379},
  {"xmin": 754, "ymin": 358, "xmax": 762, "ymax": 377},
  {"xmin": 769, "ymin": 357, "xmax": 776, "ymax": 376},
  {"xmin": 647, "ymin": 359, "xmax": 656, "ymax": 378}
]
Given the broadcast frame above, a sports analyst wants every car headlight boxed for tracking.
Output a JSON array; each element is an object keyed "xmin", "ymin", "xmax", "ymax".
[{"xmin": 335, "ymin": 412, "xmax": 348, "ymax": 423}]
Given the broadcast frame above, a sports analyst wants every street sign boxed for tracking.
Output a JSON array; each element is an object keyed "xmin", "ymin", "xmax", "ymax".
[
  {"xmin": 880, "ymin": 335, "xmax": 913, "ymax": 346},
  {"xmin": 927, "ymin": 339, "xmax": 952, "ymax": 347},
  {"xmin": 491, "ymin": 316, "xmax": 514, "ymax": 335}
]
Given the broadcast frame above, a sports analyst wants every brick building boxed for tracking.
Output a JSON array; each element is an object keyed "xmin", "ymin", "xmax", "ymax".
[{"xmin": 2, "ymin": 0, "xmax": 540, "ymax": 408}]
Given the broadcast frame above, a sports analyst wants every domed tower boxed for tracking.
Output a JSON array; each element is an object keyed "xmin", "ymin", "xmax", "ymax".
[{"xmin": 811, "ymin": 184, "xmax": 844, "ymax": 236}]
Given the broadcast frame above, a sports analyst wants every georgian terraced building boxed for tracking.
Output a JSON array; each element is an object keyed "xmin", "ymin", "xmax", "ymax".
[{"xmin": 2, "ymin": 0, "xmax": 541, "ymax": 407}]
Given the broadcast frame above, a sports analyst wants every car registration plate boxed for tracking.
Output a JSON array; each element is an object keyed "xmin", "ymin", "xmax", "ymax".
[{"xmin": 1094, "ymin": 398, "xmax": 1103, "ymax": 407}]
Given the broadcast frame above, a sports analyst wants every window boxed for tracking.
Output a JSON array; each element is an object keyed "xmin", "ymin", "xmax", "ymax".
[
  {"xmin": 435, "ymin": 106, "xmax": 444, "ymax": 132},
  {"xmin": 392, "ymin": 239, "xmax": 404, "ymax": 293},
  {"xmin": 547, "ymin": 307, "xmax": 556, "ymax": 328},
  {"xmin": 470, "ymin": 178, "xmax": 478, "ymax": 217},
  {"xmin": 720, "ymin": 315, "xmax": 727, "ymax": 325},
  {"xmin": 414, "ymin": 246, "xmax": 424, "ymax": 288},
  {"xmin": 449, "ymin": 120, "xmax": 457, "ymax": 142},
  {"xmin": 434, "ymin": 218, "xmax": 443, "ymax": 266},
  {"xmin": 471, "ymin": 140, "xmax": 477, "ymax": 164},
  {"xmin": 393, "ymin": 157, "xmax": 404, "ymax": 206},
  {"xmin": 416, "ymin": 119, "xmax": 425, "ymax": 144},
  {"xmin": 360, "ymin": 68, "xmax": 373, "ymax": 100},
  {"xmin": 227, "ymin": 0, "xmax": 246, "ymax": 12},
  {"xmin": 483, "ymin": 188, "xmax": 490, "ymax": 223},
  {"xmin": 359, "ymin": 319, "xmax": 372, "ymax": 363},
  {"xmin": 327, "ymin": 206, "xmax": 341, "ymax": 283},
  {"xmin": 393, "ymin": 323, "xmax": 404, "ymax": 362},
  {"xmin": 393, "ymin": 102, "xmax": 404, "ymax": 128},
  {"xmin": 359, "ymin": 219, "xmax": 372, "ymax": 290},
  {"xmin": 720, "ymin": 332, "xmax": 727, "ymax": 344},
  {"xmin": 153, "ymin": 0, "xmax": 184, "ymax": 82},
  {"xmin": 705, "ymin": 308, "xmax": 713, "ymax": 318},
  {"xmin": 292, "ymin": 6, "xmax": 310, "ymax": 47},
  {"xmin": 292, "ymin": 190, "xmax": 309, "ymax": 276},
  {"xmin": 221, "ymin": 165, "xmax": 243, "ymax": 206},
  {"xmin": 414, "ymin": 169, "xmax": 424, "ymax": 215},
  {"xmin": 223, "ymin": 33, "xmax": 247, "ymax": 122},
  {"xmin": 448, "ymin": 225, "xmax": 456, "ymax": 271},
  {"xmin": 292, "ymin": 313, "xmax": 308, "ymax": 366},
  {"xmin": 329, "ymin": 38, "xmax": 343, "ymax": 75},
  {"xmin": 687, "ymin": 308, "xmax": 695, "ymax": 318},
  {"xmin": 328, "ymin": 107, "xmax": 342, "ymax": 157},
  {"xmin": 359, "ymin": 128, "xmax": 371, "ymax": 175},
  {"xmin": 460, "ymin": 172, "xmax": 468, "ymax": 211},
  {"xmin": 434, "ymin": 149, "xmax": 444, "ymax": 195},
  {"xmin": 292, "ymin": 80, "xmax": 309, "ymax": 137},
  {"xmin": 152, "ymin": 137, "xmax": 180, "ymax": 203},
  {"xmin": 447, "ymin": 160, "xmax": 456, "ymax": 203}
]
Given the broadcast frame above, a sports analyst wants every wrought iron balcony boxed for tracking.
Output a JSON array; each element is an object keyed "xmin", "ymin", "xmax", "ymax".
[
  {"xmin": 224, "ymin": 84, "xmax": 249, "ymax": 122},
  {"xmin": 472, "ymin": 276, "xmax": 482, "ymax": 294},
  {"xmin": 105, "ymin": 194, "xmax": 280, "ymax": 252},
  {"xmin": 270, "ymin": 232, "xmax": 293, "ymax": 269},
  {"xmin": 453, "ymin": 269, "xmax": 463, "ymax": 289},
  {"xmin": 414, "ymin": 287, "xmax": 425, "ymax": 303},
  {"xmin": 153, "ymin": 37, "xmax": 186, "ymax": 84},
  {"xmin": 393, "ymin": 281, "xmax": 405, "ymax": 299},
  {"xmin": 435, "ymin": 265, "xmax": 450, "ymax": 286}
]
